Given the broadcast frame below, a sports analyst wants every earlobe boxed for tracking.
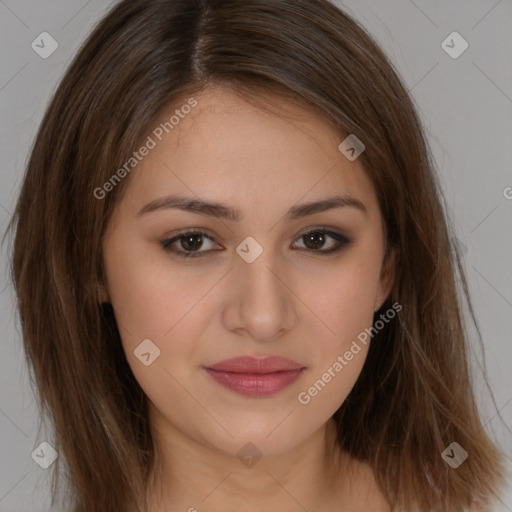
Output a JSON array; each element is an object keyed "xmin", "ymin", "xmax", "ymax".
[{"xmin": 375, "ymin": 247, "xmax": 397, "ymax": 312}]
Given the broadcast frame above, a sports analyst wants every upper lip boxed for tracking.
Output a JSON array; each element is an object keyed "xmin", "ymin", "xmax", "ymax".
[{"xmin": 205, "ymin": 356, "xmax": 305, "ymax": 374}]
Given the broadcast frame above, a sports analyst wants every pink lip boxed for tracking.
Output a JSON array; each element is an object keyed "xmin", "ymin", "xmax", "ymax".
[{"xmin": 204, "ymin": 356, "xmax": 306, "ymax": 397}]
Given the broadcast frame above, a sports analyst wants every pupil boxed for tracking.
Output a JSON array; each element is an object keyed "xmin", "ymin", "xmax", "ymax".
[
  {"xmin": 182, "ymin": 234, "xmax": 202, "ymax": 251},
  {"xmin": 305, "ymin": 231, "xmax": 324, "ymax": 250}
]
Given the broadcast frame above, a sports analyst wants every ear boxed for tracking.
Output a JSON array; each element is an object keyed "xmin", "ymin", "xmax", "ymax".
[{"xmin": 374, "ymin": 246, "xmax": 397, "ymax": 312}]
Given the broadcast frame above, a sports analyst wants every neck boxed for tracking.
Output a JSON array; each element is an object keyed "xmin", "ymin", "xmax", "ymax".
[{"xmin": 145, "ymin": 413, "xmax": 354, "ymax": 511}]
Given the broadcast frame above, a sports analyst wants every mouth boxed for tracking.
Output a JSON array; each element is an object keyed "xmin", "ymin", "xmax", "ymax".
[{"xmin": 203, "ymin": 356, "xmax": 306, "ymax": 397}]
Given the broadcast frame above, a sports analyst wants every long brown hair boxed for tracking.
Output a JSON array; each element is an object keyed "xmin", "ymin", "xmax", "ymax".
[{"xmin": 4, "ymin": 0, "xmax": 508, "ymax": 510}]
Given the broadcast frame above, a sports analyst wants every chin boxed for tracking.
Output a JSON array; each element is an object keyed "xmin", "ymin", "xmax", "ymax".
[{"xmin": 198, "ymin": 415, "xmax": 320, "ymax": 460}]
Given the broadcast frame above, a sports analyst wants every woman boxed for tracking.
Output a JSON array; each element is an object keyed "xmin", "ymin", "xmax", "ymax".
[{"xmin": 5, "ymin": 0, "xmax": 507, "ymax": 510}]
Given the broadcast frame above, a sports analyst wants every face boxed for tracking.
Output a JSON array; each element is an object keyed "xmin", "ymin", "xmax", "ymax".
[{"xmin": 101, "ymin": 85, "xmax": 395, "ymax": 459}]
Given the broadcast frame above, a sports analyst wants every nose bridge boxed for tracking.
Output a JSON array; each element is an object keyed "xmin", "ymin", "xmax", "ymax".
[{"xmin": 225, "ymin": 239, "xmax": 297, "ymax": 340}]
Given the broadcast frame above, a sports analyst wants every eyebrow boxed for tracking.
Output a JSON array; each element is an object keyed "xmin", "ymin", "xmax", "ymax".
[{"xmin": 137, "ymin": 193, "xmax": 367, "ymax": 222}]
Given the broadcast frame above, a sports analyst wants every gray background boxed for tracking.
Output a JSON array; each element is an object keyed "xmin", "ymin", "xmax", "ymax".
[{"xmin": 1, "ymin": 0, "xmax": 511, "ymax": 510}]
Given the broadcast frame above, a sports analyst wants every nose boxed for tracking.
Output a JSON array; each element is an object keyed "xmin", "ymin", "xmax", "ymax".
[{"xmin": 221, "ymin": 249, "xmax": 298, "ymax": 343}]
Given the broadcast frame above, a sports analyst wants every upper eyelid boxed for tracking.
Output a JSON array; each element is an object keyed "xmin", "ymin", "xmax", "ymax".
[{"xmin": 166, "ymin": 226, "xmax": 346, "ymax": 241}]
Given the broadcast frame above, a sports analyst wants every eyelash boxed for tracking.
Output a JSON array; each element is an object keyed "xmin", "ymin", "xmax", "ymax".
[{"xmin": 160, "ymin": 228, "xmax": 353, "ymax": 259}]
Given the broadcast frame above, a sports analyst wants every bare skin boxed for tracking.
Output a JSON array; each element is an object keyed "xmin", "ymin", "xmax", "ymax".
[{"xmin": 102, "ymin": 85, "xmax": 396, "ymax": 511}]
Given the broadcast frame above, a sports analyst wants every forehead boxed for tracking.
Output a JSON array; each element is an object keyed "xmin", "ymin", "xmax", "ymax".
[{"xmin": 115, "ymin": 86, "xmax": 380, "ymax": 222}]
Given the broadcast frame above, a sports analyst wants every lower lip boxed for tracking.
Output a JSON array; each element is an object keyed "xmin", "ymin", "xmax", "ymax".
[{"xmin": 204, "ymin": 368, "xmax": 305, "ymax": 397}]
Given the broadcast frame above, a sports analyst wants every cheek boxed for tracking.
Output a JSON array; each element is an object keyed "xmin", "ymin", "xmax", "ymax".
[
  {"xmin": 302, "ymin": 256, "xmax": 381, "ymax": 343},
  {"xmin": 103, "ymin": 244, "xmax": 209, "ymax": 404},
  {"xmin": 103, "ymin": 239, "xmax": 223, "ymax": 404},
  {"xmin": 104, "ymin": 234, "xmax": 213, "ymax": 341},
  {"xmin": 295, "ymin": 267, "xmax": 377, "ymax": 414},
  {"xmin": 297, "ymin": 345, "xmax": 368, "ymax": 415}
]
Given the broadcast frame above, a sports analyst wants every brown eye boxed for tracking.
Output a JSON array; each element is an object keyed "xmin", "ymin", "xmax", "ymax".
[
  {"xmin": 292, "ymin": 229, "xmax": 352, "ymax": 255},
  {"xmin": 178, "ymin": 233, "xmax": 205, "ymax": 252},
  {"xmin": 302, "ymin": 231, "xmax": 329, "ymax": 250},
  {"xmin": 161, "ymin": 228, "xmax": 352, "ymax": 260},
  {"xmin": 161, "ymin": 231, "xmax": 219, "ymax": 259}
]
